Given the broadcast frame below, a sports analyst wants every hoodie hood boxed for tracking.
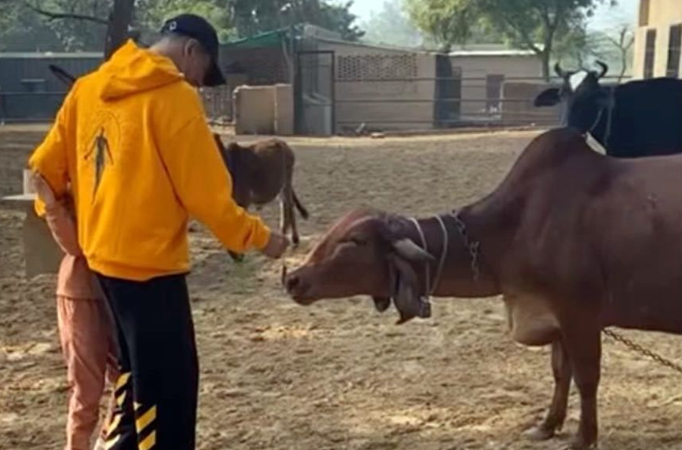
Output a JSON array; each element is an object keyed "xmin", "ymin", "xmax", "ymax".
[{"xmin": 98, "ymin": 40, "xmax": 184, "ymax": 101}]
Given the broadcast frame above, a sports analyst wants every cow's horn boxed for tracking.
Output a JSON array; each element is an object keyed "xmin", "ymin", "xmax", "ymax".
[
  {"xmin": 392, "ymin": 239, "xmax": 434, "ymax": 262},
  {"xmin": 595, "ymin": 60, "xmax": 608, "ymax": 79},
  {"xmin": 554, "ymin": 62, "xmax": 567, "ymax": 79}
]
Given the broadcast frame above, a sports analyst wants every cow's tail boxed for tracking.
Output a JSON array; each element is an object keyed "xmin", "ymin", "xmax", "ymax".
[{"xmin": 292, "ymin": 189, "xmax": 309, "ymax": 220}]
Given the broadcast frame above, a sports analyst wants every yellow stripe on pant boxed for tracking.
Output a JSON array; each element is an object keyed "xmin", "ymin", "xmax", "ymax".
[{"xmin": 135, "ymin": 405, "xmax": 156, "ymax": 434}]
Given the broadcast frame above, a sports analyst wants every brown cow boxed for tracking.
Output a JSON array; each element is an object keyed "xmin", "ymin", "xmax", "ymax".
[
  {"xmin": 213, "ymin": 135, "xmax": 308, "ymax": 261},
  {"xmin": 284, "ymin": 128, "xmax": 682, "ymax": 449}
]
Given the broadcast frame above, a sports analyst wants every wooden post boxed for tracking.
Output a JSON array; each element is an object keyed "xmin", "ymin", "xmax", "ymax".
[{"xmin": 0, "ymin": 194, "xmax": 63, "ymax": 278}]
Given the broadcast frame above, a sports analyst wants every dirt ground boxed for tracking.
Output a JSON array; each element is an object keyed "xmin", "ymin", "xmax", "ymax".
[{"xmin": 1, "ymin": 125, "xmax": 680, "ymax": 450}]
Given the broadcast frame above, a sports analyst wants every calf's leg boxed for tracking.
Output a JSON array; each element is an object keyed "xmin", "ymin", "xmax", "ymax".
[
  {"xmin": 525, "ymin": 339, "xmax": 572, "ymax": 441},
  {"xmin": 279, "ymin": 193, "xmax": 290, "ymax": 237},
  {"xmin": 280, "ymin": 188, "xmax": 299, "ymax": 247},
  {"xmin": 228, "ymin": 250, "xmax": 245, "ymax": 262},
  {"xmin": 287, "ymin": 194, "xmax": 300, "ymax": 246}
]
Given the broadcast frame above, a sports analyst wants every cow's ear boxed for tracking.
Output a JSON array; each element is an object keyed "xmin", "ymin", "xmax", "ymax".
[
  {"xmin": 534, "ymin": 88, "xmax": 561, "ymax": 107},
  {"xmin": 387, "ymin": 254, "xmax": 432, "ymax": 324},
  {"xmin": 373, "ymin": 216, "xmax": 433, "ymax": 324},
  {"xmin": 377, "ymin": 217, "xmax": 433, "ymax": 263}
]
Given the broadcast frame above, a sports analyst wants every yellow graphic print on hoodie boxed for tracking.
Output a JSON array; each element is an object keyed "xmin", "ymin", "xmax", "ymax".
[{"xmin": 29, "ymin": 40, "xmax": 271, "ymax": 281}]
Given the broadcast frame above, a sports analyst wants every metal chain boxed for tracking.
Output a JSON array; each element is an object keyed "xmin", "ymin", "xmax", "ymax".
[
  {"xmin": 603, "ymin": 328, "xmax": 682, "ymax": 374},
  {"xmin": 450, "ymin": 210, "xmax": 480, "ymax": 281}
]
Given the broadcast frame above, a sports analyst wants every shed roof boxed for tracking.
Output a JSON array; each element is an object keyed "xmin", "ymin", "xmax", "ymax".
[{"xmin": 0, "ymin": 52, "xmax": 101, "ymax": 59}]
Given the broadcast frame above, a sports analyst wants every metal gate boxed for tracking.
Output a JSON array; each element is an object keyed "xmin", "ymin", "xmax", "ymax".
[{"xmin": 295, "ymin": 51, "xmax": 335, "ymax": 135}]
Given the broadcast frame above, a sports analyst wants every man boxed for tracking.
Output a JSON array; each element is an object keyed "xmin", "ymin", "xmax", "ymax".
[{"xmin": 29, "ymin": 14, "xmax": 289, "ymax": 450}]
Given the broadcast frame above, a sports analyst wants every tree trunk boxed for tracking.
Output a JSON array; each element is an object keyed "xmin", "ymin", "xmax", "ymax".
[
  {"xmin": 540, "ymin": 49, "xmax": 552, "ymax": 82},
  {"xmin": 541, "ymin": 24, "xmax": 555, "ymax": 82},
  {"xmin": 104, "ymin": 0, "xmax": 135, "ymax": 60}
]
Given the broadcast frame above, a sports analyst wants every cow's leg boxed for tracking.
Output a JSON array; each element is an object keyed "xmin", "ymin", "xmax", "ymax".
[
  {"xmin": 525, "ymin": 339, "xmax": 572, "ymax": 441},
  {"xmin": 563, "ymin": 323, "xmax": 601, "ymax": 450}
]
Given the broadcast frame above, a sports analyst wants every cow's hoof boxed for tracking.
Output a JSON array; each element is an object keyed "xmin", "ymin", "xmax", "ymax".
[
  {"xmin": 564, "ymin": 435, "xmax": 597, "ymax": 450},
  {"xmin": 292, "ymin": 236, "xmax": 300, "ymax": 248},
  {"xmin": 524, "ymin": 425, "xmax": 556, "ymax": 441}
]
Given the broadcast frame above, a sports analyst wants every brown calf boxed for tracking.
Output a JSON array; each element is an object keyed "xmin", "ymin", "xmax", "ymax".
[
  {"xmin": 284, "ymin": 128, "xmax": 682, "ymax": 449},
  {"xmin": 212, "ymin": 135, "xmax": 308, "ymax": 261}
]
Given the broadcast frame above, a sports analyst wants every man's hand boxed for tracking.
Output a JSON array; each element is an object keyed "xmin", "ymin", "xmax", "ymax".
[
  {"xmin": 260, "ymin": 232, "xmax": 290, "ymax": 259},
  {"xmin": 31, "ymin": 172, "xmax": 57, "ymax": 207}
]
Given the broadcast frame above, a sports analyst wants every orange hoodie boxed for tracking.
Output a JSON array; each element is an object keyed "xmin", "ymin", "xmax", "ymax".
[{"xmin": 29, "ymin": 40, "xmax": 271, "ymax": 281}]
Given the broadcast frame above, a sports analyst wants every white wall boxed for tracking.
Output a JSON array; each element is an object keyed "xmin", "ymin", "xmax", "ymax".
[{"xmin": 632, "ymin": 0, "xmax": 682, "ymax": 78}]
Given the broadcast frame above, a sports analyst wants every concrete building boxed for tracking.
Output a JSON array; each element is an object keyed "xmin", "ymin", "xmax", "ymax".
[
  {"xmin": 632, "ymin": 0, "xmax": 682, "ymax": 79},
  {"xmin": 448, "ymin": 48, "xmax": 542, "ymax": 120},
  {"xmin": 222, "ymin": 25, "xmax": 544, "ymax": 134}
]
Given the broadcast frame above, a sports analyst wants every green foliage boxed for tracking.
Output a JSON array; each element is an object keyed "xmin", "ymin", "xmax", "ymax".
[
  {"xmin": 227, "ymin": 0, "xmax": 364, "ymax": 41},
  {"xmin": 361, "ymin": 1, "xmax": 422, "ymax": 48},
  {"xmin": 0, "ymin": 0, "xmax": 364, "ymax": 52},
  {"xmin": 136, "ymin": 0, "xmax": 236, "ymax": 43},
  {"xmin": 404, "ymin": 0, "xmax": 474, "ymax": 51},
  {"xmin": 0, "ymin": 1, "xmax": 84, "ymax": 51},
  {"xmin": 317, "ymin": 1, "xmax": 364, "ymax": 41},
  {"xmin": 404, "ymin": 0, "xmax": 615, "ymax": 78},
  {"xmin": 554, "ymin": 23, "xmax": 635, "ymax": 78}
]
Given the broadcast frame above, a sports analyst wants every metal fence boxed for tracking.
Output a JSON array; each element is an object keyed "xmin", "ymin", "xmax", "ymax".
[
  {"xmin": 0, "ymin": 91, "xmax": 68, "ymax": 123},
  {"xmin": 0, "ymin": 70, "xmax": 631, "ymax": 133},
  {"xmin": 332, "ymin": 75, "xmax": 631, "ymax": 134},
  {"xmin": 201, "ymin": 86, "xmax": 232, "ymax": 126},
  {"xmin": 0, "ymin": 88, "xmax": 234, "ymax": 125},
  {"xmin": 0, "ymin": 53, "xmax": 101, "ymax": 123}
]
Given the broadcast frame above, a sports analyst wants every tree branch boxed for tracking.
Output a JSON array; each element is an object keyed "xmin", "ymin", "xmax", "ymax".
[
  {"xmin": 27, "ymin": 2, "xmax": 109, "ymax": 25},
  {"xmin": 500, "ymin": 14, "xmax": 541, "ymax": 54}
]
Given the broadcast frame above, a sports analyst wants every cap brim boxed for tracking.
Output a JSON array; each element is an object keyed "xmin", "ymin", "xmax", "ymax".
[{"xmin": 203, "ymin": 59, "xmax": 225, "ymax": 87}]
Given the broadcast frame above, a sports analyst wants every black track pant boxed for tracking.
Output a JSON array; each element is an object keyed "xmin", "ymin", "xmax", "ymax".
[{"xmin": 96, "ymin": 273, "xmax": 198, "ymax": 450}]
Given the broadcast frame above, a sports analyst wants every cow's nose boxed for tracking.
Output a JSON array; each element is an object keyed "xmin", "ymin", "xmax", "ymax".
[{"xmin": 285, "ymin": 274, "xmax": 300, "ymax": 293}]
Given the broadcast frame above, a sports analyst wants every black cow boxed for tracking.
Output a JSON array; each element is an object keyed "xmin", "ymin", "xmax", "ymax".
[{"xmin": 534, "ymin": 61, "xmax": 682, "ymax": 158}]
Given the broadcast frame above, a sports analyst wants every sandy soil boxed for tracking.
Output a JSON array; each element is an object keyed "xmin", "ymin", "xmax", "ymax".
[{"xmin": 1, "ymin": 125, "xmax": 680, "ymax": 450}]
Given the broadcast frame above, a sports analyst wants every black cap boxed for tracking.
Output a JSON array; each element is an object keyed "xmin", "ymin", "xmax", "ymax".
[{"xmin": 160, "ymin": 14, "xmax": 225, "ymax": 87}]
